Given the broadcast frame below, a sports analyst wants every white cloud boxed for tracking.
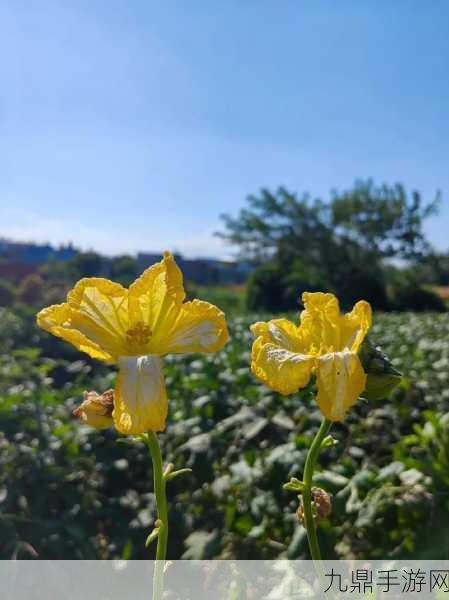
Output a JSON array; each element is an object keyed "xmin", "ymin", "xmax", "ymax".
[{"xmin": 0, "ymin": 206, "xmax": 237, "ymax": 260}]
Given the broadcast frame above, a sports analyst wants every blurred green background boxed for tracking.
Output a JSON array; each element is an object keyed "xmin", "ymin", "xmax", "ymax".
[{"xmin": 1, "ymin": 182, "xmax": 449, "ymax": 559}]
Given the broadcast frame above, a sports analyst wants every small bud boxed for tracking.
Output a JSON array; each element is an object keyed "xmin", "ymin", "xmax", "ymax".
[
  {"xmin": 165, "ymin": 468, "xmax": 192, "ymax": 482},
  {"xmin": 145, "ymin": 527, "xmax": 160, "ymax": 547},
  {"xmin": 312, "ymin": 487, "xmax": 332, "ymax": 520},
  {"xmin": 359, "ymin": 339, "xmax": 402, "ymax": 401},
  {"xmin": 296, "ymin": 487, "xmax": 332, "ymax": 526},
  {"xmin": 73, "ymin": 389, "xmax": 114, "ymax": 429},
  {"xmin": 163, "ymin": 463, "xmax": 175, "ymax": 477},
  {"xmin": 283, "ymin": 477, "xmax": 305, "ymax": 492},
  {"xmin": 322, "ymin": 435, "xmax": 338, "ymax": 448}
]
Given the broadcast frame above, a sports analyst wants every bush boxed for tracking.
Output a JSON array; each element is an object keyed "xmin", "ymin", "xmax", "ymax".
[
  {"xmin": 334, "ymin": 263, "xmax": 389, "ymax": 311},
  {"xmin": 246, "ymin": 262, "xmax": 290, "ymax": 312},
  {"xmin": 246, "ymin": 259, "xmax": 329, "ymax": 312},
  {"xmin": 16, "ymin": 274, "xmax": 46, "ymax": 307},
  {"xmin": 111, "ymin": 255, "xmax": 138, "ymax": 287},
  {"xmin": 187, "ymin": 283, "xmax": 246, "ymax": 314},
  {"xmin": 392, "ymin": 285, "xmax": 447, "ymax": 312},
  {"xmin": 0, "ymin": 281, "xmax": 15, "ymax": 307},
  {"xmin": 246, "ymin": 258, "xmax": 388, "ymax": 312}
]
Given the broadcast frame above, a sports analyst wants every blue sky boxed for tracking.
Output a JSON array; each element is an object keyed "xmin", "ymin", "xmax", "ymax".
[{"xmin": 1, "ymin": 1, "xmax": 448, "ymax": 258}]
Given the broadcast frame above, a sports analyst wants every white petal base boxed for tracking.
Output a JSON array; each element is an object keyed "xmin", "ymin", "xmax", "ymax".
[{"xmin": 113, "ymin": 355, "xmax": 168, "ymax": 434}]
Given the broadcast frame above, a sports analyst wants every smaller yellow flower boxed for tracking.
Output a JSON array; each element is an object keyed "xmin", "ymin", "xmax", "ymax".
[
  {"xmin": 37, "ymin": 252, "xmax": 229, "ymax": 434},
  {"xmin": 250, "ymin": 292, "xmax": 372, "ymax": 421},
  {"xmin": 73, "ymin": 389, "xmax": 114, "ymax": 429}
]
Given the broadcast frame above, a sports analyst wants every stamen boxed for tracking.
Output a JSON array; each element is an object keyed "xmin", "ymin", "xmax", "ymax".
[{"xmin": 125, "ymin": 322, "xmax": 152, "ymax": 352}]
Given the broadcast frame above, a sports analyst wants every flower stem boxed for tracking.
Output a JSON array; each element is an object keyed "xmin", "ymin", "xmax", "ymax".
[
  {"xmin": 146, "ymin": 431, "xmax": 168, "ymax": 560},
  {"xmin": 145, "ymin": 432, "xmax": 168, "ymax": 600},
  {"xmin": 302, "ymin": 417, "xmax": 332, "ymax": 561}
]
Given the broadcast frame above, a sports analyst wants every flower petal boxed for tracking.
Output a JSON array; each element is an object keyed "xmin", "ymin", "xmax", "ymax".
[
  {"xmin": 250, "ymin": 318, "xmax": 302, "ymax": 351},
  {"xmin": 161, "ymin": 299, "xmax": 229, "ymax": 354},
  {"xmin": 113, "ymin": 355, "xmax": 168, "ymax": 434},
  {"xmin": 251, "ymin": 336, "xmax": 314, "ymax": 395},
  {"xmin": 340, "ymin": 300, "xmax": 372, "ymax": 352},
  {"xmin": 316, "ymin": 350, "xmax": 366, "ymax": 421},
  {"xmin": 36, "ymin": 303, "xmax": 114, "ymax": 362},
  {"xmin": 67, "ymin": 278, "xmax": 129, "ymax": 358},
  {"xmin": 299, "ymin": 292, "xmax": 341, "ymax": 354},
  {"xmin": 128, "ymin": 252, "xmax": 185, "ymax": 352}
]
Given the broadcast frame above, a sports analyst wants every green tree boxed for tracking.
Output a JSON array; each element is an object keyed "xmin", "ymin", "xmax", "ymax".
[
  {"xmin": 69, "ymin": 252, "xmax": 104, "ymax": 279},
  {"xmin": 331, "ymin": 180, "xmax": 440, "ymax": 260},
  {"xmin": 219, "ymin": 181, "xmax": 439, "ymax": 311},
  {"xmin": 111, "ymin": 255, "xmax": 138, "ymax": 286},
  {"xmin": 0, "ymin": 281, "xmax": 15, "ymax": 307},
  {"xmin": 16, "ymin": 274, "xmax": 46, "ymax": 307}
]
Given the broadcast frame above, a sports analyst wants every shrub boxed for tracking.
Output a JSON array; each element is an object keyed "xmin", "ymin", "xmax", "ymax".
[
  {"xmin": 16, "ymin": 274, "xmax": 46, "ymax": 307},
  {"xmin": 0, "ymin": 281, "xmax": 15, "ymax": 307},
  {"xmin": 334, "ymin": 264, "xmax": 389, "ymax": 311},
  {"xmin": 392, "ymin": 285, "xmax": 447, "ymax": 312},
  {"xmin": 246, "ymin": 258, "xmax": 388, "ymax": 312}
]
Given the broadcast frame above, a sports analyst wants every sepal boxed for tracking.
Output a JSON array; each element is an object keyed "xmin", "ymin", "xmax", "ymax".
[{"xmin": 359, "ymin": 338, "xmax": 402, "ymax": 400}]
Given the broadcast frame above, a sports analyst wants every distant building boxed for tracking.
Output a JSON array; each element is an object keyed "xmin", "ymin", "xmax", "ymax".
[
  {"xmin": 0, "ymin": 239, "xmax": 77, "ymax": 264},
  {"xmin": 0, "ymin": 239, "xmax": 252, "ymax": 286}
]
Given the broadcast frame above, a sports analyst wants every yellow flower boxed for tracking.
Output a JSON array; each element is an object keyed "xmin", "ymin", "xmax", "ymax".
[
  {"xmin": 250, "ymin": 292, "xmax": 372, "ymax": 421},
  {"xmin": 37, "ymin": 252, "xmax": 229, "ymax": 434}
]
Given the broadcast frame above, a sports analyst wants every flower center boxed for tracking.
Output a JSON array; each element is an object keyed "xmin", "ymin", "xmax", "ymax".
[{"xmin": 125, "ymin": 322, "xmax": 152, "ymax": 353}]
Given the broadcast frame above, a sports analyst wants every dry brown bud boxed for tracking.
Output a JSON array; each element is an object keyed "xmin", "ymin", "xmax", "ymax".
[
  {"xmin": 73, "ymin": 389, "xmax": 114, "ymax": 429},
  {"xmin": 296, "ymin": 487, "xmax": 332, "ymax": 526}
]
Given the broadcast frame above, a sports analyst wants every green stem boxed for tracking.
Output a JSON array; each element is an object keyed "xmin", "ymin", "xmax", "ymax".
[
  {"xmin": 146, "ymin": 432, "xmax": 168, "ymax": 600},
  {"xmin": 302, "ymin": 417, "xmax": 332, "ymax": 561},
  {"xmin": 146, "ymin": 431, "xmax": 168, "ymax": 561}
]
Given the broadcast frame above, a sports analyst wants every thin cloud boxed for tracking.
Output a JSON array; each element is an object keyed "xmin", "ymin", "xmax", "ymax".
[{"xmin": 0, "ymin": 206, "xmax": 235, "ymax": 260}]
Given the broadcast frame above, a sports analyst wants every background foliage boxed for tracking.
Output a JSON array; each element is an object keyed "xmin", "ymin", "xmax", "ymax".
[
  {"xmin": 1, "ymin": 179, "xmax": 448, "ymax": 559},
  {"xmin": 1, "ymin": 305, "xmax": 448, "ymax": 559}
]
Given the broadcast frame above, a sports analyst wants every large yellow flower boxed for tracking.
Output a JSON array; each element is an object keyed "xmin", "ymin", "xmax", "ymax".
[
  {"xmin": 250, "ymin": 292, "xmax": 372, "ymax": 421},
  {"xmin": 37, "ymin": 252, "xmax": 229, "ymax": 434}
]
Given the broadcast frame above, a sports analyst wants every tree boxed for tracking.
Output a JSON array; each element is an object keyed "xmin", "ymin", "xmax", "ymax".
[
  {"xmin": 331, "ymin": 180, "xmax": 440, "ymax": 260},
  {"xmin": 69, "ymin": 252, "xmax": 104, "ymax": 279},
  {"xmin": 16, "ymin": 274, "xmax": 46, "ymax": 307},
  {"xmin": 218, "ymin": 181, "xmax": 439, "ymax": 311},
  {"xmin": 0, "ymin": 281, "xmax": 15, "ymax": 307},
  {"xmin": 111, "ymin": 255, "xmax": 138, "ymax": 286},
  {"xmin": 218, "ymin": 187, "xmax": 332, "ymax": 265}
]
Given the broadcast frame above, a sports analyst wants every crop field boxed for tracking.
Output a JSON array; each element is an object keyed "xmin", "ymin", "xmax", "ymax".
[{"xmin": 0, "ymin": 308, "xmax": 448, "ymax": 560}]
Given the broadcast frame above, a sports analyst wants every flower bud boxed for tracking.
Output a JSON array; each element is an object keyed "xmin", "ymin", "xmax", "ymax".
[
  {"xmin": 296, "ymin": 487, "xmax": 332, "ymax": 525},
  {"xmin": 312, "ymin": 487, "xmax": 332, "ymax": 520},
  {"xmin": 73, "ymin": 389, "xmax": 114, "ymax": 429},
  {"xmin": 359, "ymin": 339, "xmax": 402, "ymax": 401}
]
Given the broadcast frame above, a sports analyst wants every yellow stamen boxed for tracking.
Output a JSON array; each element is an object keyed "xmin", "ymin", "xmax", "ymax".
[{"xmin": 125, "ymin": 322, "xmax": 152, "ymax": 353}]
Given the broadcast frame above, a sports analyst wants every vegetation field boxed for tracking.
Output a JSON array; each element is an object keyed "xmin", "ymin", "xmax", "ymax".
[{"xmin": 0, "ymin": 307, "xmax": 448, "ymax": 559}]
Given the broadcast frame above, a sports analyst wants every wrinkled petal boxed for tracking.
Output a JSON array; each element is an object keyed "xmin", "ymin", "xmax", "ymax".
[
  {"xmin": 73, "ymin": 390, "xmax": 114, "ymax": 429},
  {"xmin": 128, "ymin": 252, "xmax": 186, "ymax": 353},
  {"xmin": 299, "ymin": 292, "xmax": 341, "ymax": 354},
  {"xmin": 251, "ymin": 336, "xmax": 314, "ymax": 395},
  {"xmin": 161, "ymin": 299, "xmax": 229, "ymax": 354},
  {"xmin": 340, "ymin": 300, "xmax": 372, "ymax": 352},
  {"xmin": 67, "ymin": 278, "xmax": 129, "ymax": 358},
  {"xmin": 316, "ymin": 351, "xmax": 366, "ymax": 421},
  {"xmin": 113, "ymin": 355, "xmax": 168, "ymax": 434},
  {"xmin": 250, "ymin": 318, "xmax": 303, "ymax": 351},
  {"xmin": 37, "ymin": 303, "xmax": 114, "ymax": 362}
]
